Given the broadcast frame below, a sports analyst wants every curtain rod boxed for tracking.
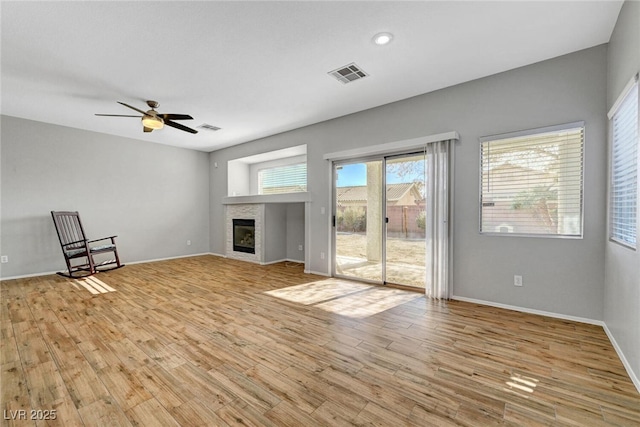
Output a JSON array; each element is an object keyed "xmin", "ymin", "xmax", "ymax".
[{"xmin": 323, "ymin": 131, "xmax": 459, "ymax": 161}]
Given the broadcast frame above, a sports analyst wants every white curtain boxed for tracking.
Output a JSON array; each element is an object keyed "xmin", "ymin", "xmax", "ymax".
[{"xmin": 425, "ymin": 139, "xmax": 450, "ymax": 299}]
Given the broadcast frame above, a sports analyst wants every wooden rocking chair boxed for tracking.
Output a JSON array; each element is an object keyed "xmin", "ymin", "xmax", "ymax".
[{"xmin": 51, "ymin": 211, "xmax": 124, "ymax": 278}]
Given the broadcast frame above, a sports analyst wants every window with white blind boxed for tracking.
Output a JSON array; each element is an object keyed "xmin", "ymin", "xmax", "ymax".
[
  {"xmin": 258, "ymin": 163, "xmax": 307, "ymax": 195},
  {"xmin": 608, "ymin": 74, "xmax": 638, "ymax": 249},
  {"xmin": 480, "ymin": 122, "xmax": 584, "ymax": 237}
]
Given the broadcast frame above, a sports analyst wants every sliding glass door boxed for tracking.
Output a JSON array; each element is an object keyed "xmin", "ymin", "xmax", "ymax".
[
  {"xmin": 333, "ymin": 153, "xmax": 426, "ymax": 288},
  {"xmin": 385, "ymin": 153, "xmax": 426, "ymax": 288},
  {"xmin": 334, "ymin": 160, "xmax": 383, "ymax": 282}
]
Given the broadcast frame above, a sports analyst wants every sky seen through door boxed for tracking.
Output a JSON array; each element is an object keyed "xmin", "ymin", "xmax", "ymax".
[{"xmin": 336, "ymin": 160, "xmax": 425, "ymax": 187}]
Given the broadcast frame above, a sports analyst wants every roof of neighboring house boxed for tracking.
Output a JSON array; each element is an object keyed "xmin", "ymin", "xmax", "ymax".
[{"xmin": 337, "ymin": 182, "xmax": 419, "ymax": 203}]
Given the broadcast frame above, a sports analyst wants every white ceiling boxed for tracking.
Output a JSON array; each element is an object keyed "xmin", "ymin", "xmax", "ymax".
[{"xmin": 1, "ymin": 1, "xmax": 622, "ymax": 152}]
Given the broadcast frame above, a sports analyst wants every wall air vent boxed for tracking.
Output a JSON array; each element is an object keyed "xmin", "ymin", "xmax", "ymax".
[
  {"xmin": 328, "ymin": 63, "xmax": 368, "ymax": 84},
  {"xmin": 198, "ymin": 123, "xmax": 221, "ymax": 132}
]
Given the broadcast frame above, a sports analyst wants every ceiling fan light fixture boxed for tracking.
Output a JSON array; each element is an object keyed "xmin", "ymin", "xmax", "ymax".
[
  {"xmin": 97, "ymin": 101, "xmax": 197, "ymax": 134},
  {"xmin": 141, "ymin": 115, "xmax": 164, "ymax": 130}
]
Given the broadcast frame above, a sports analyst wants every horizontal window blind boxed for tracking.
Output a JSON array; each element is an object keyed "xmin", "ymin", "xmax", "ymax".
[
  {"xmin": 258, "ymin": 163, "xmax": 307, "ymax": 195},
  {"xmin": 610, "ymin": 79, "xmax": 638, "ymax": 248},
  {"xmin": 480, "ymin": 124, "xmax": 584, "ymax": 237}
]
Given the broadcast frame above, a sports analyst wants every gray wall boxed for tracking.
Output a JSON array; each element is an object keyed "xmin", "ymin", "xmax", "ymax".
[
  {"xmin": 1, "ymin": 116, "xmax": 210, "ymax": 278},
  {"xmin": 264, "ymin": 204, "xmax": 287, "ymax": 263},
  {"xmin": 286, "ymin": 203, "xmax": 305, "ymax": 262},
  {"xmin": 262, "ymin": 203, "xmax": 305, "ymax": 263},
  {"xmin": 210, "ymin": 45, "xmax": 608, "ymax": 320},
  {"xmin": 605, "ymin": 0, "xmax": 640, "ymax": 388}
]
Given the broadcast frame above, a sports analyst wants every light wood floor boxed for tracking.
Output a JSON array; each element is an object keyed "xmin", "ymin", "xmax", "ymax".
[{"xmin": 2, "ymin": 256, "xmax": 639, "ymax": 426}]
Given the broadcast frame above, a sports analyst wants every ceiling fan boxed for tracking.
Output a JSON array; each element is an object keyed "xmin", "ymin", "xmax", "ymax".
[{"xmin": 96, "ymin": 100, "xmax": 198, "ymax": 134}]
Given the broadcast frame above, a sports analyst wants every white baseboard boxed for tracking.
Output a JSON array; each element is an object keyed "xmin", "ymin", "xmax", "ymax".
[
  {"xmin": 450, "ymin": 295, "xmax": 604, "ymax": 326},
  {"xmin": 452, "ymin": 295, "xmax": 640, "ymax": 394},
  {"xmin": 1, "ymin": 253, "xmax": 310, "ymax": 280},
  {"xmin": 260, "ymin": 258, "xmax": 304, "ymax": 266},
  {"xmin": 304, "ymin": 270, "xmax": 331, "ymax": 277},
  {"xmin": 127, "ymin": 252, "xmax": 213, "ymax": 266},
  {"xmin": 0, "ymin": 252, "xmax": 216, "ymax": 281},
  {"xmin": 0, "ymin": 270, "xmax": 60, "ymax": 281},
  {"xmin": 602, "ymin": 324, "xmax": 640, "ymax": 394}
]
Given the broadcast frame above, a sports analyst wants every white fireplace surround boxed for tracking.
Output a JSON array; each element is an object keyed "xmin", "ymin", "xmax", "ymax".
[
  {"xmin": 226, "ymin": 204, "xmax": 264, "ymax": 263},
  {"xmin": 224, "ymin": 201, "xmax": 307, "ymax": 266}
]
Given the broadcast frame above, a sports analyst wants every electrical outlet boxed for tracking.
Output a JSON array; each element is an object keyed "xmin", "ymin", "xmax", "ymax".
[
  {"xmin": 320, "ymin": 252, "xmax": 325, "ymax": 260},
  {"xmin": 186, "ymin": 240, "xmax": 192, "ymax": 246},
  {"xmin": 0, "ymin": 256, "xmax": 8, "ymax": 263},
  {"xmin": 514, "ymin": 275, "xmax": 523, "ymax": 287},
  {"xmin": 298, "ymin": 245, "xmax": 303, "ymax": 251}
]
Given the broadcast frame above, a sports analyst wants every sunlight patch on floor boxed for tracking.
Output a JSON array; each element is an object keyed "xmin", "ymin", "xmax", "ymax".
[
  {"xmin": 505, "ymin": 373, "xmax": 539, "ymax": 395},
  {"xmin": 71, "ymin": 276, "xmax": 116, "ymax": 294},
  {"xmin": 264, "ymin": 279, "xmax": 373, "ymax": 305},
  {"xmin": 265, "ymin": 279, "xmax": 422, "ymax": 318},
  {"xmin": 316, "ymin": 286, "xmax": 422, "ymax": 318}
]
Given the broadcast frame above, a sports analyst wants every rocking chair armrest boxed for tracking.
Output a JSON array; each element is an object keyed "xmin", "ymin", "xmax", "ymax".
[
  {"xmin": 87, "ymin": 236, "xmax": 118, "ymax": 244},
  {"xmin": 61, "ymin": 239, "xmax": 89, "ymax": 248}
]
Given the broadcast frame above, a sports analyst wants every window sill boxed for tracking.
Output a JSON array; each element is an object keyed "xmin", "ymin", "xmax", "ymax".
[{"xmin": 609, "ymin": 238, "xmax": 637, "ymax": 251}]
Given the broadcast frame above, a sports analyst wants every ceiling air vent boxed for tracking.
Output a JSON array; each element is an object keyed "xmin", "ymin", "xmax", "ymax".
[
  {"xmin": 198, "ymin": 123, "xmax": 221, "ymax": 132},
  {"xmin": 328, "ymin": 63, "xmax": 368, "ymax": 84}
]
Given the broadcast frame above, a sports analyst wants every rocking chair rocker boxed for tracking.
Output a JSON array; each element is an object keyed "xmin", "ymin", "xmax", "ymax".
[{"xmin": 51, "ymin": 211, "xmax": 124, "ymax": 278}]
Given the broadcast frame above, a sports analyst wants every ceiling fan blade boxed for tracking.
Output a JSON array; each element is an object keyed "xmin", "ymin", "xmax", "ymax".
[
  {"xmin": 143, "ymin": 126, "xmax": 153, "ymax": 133},
  {"xmin": 159, "ymin": 114, "xmax": 193, "ymax": 121},
  {"xmin": 165, "ymin": 120, "xmax": 198, "ymax": 134},
  {"xmin": 95, "ymin": 114, "xmax": 141, "ymax": 117},
  {"xmin": 117, "ymin": 101, "xmax": 148, "ymax": 116}
]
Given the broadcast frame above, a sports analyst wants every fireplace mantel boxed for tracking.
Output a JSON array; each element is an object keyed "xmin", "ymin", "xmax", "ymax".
[{"xmin": 222, "ymin": 192, "xmax": 309, "ymax": 205}]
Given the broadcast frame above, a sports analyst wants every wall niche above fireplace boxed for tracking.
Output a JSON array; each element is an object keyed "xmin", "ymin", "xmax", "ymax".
[{"xmin": 227, "ymin": 144, "xmax": 307, "ymax": 198}]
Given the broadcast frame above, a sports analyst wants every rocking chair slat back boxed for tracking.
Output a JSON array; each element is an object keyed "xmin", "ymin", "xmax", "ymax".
[{"xmin": 54, "ymin": 212, "xmax": 86, "ymax": 248}]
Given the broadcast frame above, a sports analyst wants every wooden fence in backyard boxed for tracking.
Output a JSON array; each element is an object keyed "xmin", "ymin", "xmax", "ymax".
[{"xmin": 336, "ymin": 206, "xmax": 426, "ymax": 239}]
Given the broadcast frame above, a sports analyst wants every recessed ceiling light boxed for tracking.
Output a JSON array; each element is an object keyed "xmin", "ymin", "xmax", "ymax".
[{"xmin": 373, "ymin": 32, "xmax": 393, "ymax": 46}]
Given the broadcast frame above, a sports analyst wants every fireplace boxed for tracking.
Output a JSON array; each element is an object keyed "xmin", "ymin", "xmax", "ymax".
[{"xmin": 233, "ymin": 219, "xmax": 255, "ymax": 254}]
